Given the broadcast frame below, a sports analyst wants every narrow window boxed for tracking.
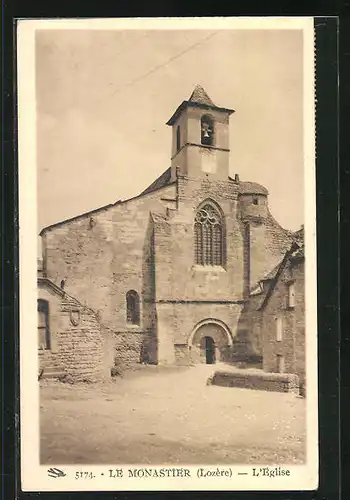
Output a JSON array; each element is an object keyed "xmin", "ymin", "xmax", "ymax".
[
  {"xmin": 176, "ymin": 125, "xmax": 181, "ymax": 152},
  {"xmin": 276, "ymin": 316, "xmax": 283, "ymax": 342},
  {"xmin": 38, "ymin": 299, "xmax": 51, "ymax": 350},
  {"xmin": 201, "ymin": 115, "xmax": 214, "ymax": 146},
  {"xmin": 253, "ymin": 197, "xmax": 259, "ymax": 205},
  {"xmin": 194, "ymin": 202, "xmax": 224, "ymax": 266},
  {"xmin": 287, "ymin": 282, "xmax": 296, "ymax": 308},
  {"xmin": 60, "ymin": 279, "xmax": 65, "ymax": 290},
  {"xmin": 126, "ymin": 290, "xmax": 140, "ymax": 326}
]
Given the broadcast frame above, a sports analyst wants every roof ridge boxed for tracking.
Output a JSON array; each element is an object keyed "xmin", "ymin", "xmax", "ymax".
[
  {"xmin": 258, "ymin": 240, "xmax": 302, "ymax": 310},
  {"xmin": 188, "ymin": 84, "xmax": 215, "ymax": 106}
]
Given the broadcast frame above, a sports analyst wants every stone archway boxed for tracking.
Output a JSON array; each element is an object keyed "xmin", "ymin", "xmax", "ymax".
[{"xmin": 188, "ymin": 319, "xmax": 233, "ymax": 365}]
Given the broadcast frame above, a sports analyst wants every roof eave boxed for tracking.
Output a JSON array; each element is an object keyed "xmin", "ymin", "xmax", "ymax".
[
  {"xmin": 39, "ymin": 203, "xmax": 116, "ymax": 236},
  {"xmin": 166, "ymin": 100, "xmax": 235, "ymax": 126},
  {"xmin": 39, "ymin": 180, "xmax": 176, "ymax": 236},
  {"xmin": 38, "ymin": 277, "xmax": 65, "ymax": 297},
  {"xmin": 238, "ymin": 191, "xmax": 269, "ymax": 196}
]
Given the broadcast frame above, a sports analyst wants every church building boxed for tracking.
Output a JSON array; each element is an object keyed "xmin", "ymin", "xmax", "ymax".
[{"xmin": 39, "ymin": 85, "xmax": 303, "ymax": 374}]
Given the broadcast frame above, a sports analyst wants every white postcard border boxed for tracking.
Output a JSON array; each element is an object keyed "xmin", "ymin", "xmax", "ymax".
[{"xmin": 18, "ymin": 16, "xmax": 317, "ymax": 492}]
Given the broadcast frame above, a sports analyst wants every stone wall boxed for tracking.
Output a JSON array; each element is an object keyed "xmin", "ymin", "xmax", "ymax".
[
  {"xmin": 211, "ymin": 370, "xmax": 300, "ymax": 394},
  {"xmin": 261, "ymin": 258, "xmax": 305, "ymax": 385},
  {"xmin": 38, "ymin": 279, "xmax": 109, "ymax": 382},
  {"xmin": 42, "ymin": 185, "xmax": 176, "ymax": 334},
  {"xmin": 41, "ymin": 170, "xmax": 295, "ymax": 367},
  {"xmin": 155, "ymin": 302, "xmax": 243, "ymax": 365},
  {"xmin": 246, "ymin": 211, "xmax": 294, "ymax": 290},
  {"xmin": 113, "ymin": 330, "xmax": 156, "ymax": 367},
  {"xmin": 58, "ymin": 299, "xmax": 105, "ymax": 382},
  {"xmin": 236, "ymin": 293, "xmax": 264, "ymax": 359},
  {"xmin": 168, "ymin": 174, "xmax": 244, "ymax": 300},
  {"xmin": 290, "ymin": 261, "xmax": 305, "ymax": 385}
]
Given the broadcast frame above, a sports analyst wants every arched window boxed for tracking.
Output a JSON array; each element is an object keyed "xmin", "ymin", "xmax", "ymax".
[
  {"xmin": 201, "ymin": 115, "xmax": 214, "ymax": 146},
  {"xmin": 194, "ymin": 202, "xmax": 224, "ymax": 266},
  {"xmin": 126, "ymin": 290, "xmax": 140, "ymax": 326},
  {"xmin": 176, "ymin": 125, "xmax": 181, "ymax": 152},
  {"xmin": 38, "ymin": 299, "xmax": 51, "ymax": 349}
]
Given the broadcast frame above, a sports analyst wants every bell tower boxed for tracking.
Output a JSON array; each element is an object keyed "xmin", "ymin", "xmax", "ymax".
[{"xmin": 166, "ymin": 85, "xmax": 234, "ymax": 181}]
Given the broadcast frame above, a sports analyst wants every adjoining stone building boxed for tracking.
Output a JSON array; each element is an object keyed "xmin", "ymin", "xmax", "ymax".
[
  {"xmin": 38, "ymin": 85, "xmax": 304, "ymax": 376},
  {"xmin": 257, "ymin": 229, "xmax": 305, "ymax": 386},
  {"xmin": 38, "ymin": 272, "xmax": 112, "ymax": 381}
]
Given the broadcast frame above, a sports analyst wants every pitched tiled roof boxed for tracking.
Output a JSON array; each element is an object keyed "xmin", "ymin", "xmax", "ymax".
[
  {"xmin": 293, "ymin": 226, "xmax": 304, "ymax": 239},
  {"xmin": 291, "ymin": 245, "xmax": 304, "ymax": 259},
  {"xmin": 291, "ymin": 228, "xmax": 304, "ymax": 259},
  {"xmin": 249, "ymin": 224, "xmax": 304, "ymax": 304},
  {"xmin": 260, "ymin": 263, "xmax": 280, "ymax": 282},
  {"xmin": 249, "ymin": 263, "xmax": 280, "ymax": 308},
  {"xmin": 238, "ymin": 181, "xmax": 269, "ymax": 196},
  {"xmin": 258, "ymin": 240, "xmax": 303, "ymax": 310},
  {"xmin": 141, "ymin": 167, "xmax": 172, "ymax": 195},
  {"xmin": 249, "ymin": 264, "xmax": 278, "ymax": 295},
  {"xmin": 188, "ymin": 85, "xmax": 215, "ymax": 106}
]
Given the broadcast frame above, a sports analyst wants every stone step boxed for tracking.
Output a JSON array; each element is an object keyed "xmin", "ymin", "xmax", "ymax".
[
  {"xmin": 39, "ymin": 360, "xmax": 62, "ymax": 367},
  {"xmin": 39, "ymin": 367, "xmax": 64, "ymax": 379},
  {"xmin": 39, "ymin": 365, "xmax": 63, "ymax": 372},
  {"xmin": 40, "ymin": 370, "xmax": 64, "ymax": 380},
  {"xmin": 38, "ymin": 358, "xmax": 57, "ymax": 365}
]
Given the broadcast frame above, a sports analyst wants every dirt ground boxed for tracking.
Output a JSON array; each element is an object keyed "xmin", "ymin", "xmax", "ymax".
[{"xmin": 40, "ymin": 364, "xmax": 306, "ymax": 465}]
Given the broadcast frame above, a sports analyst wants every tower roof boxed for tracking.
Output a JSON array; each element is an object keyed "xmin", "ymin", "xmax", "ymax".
[
  {"xmin": 166, "ymin": 86, "xmax": 234, "ymax": 126},
  {"xmin": 188, "ymin": 85, "xmax": 215, "ymax": 106}
]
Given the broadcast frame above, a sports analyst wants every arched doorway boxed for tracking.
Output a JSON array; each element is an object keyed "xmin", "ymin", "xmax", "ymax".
[{"xmin": 189, "ymin": 319, "xmax": 233, "ymax": 365}]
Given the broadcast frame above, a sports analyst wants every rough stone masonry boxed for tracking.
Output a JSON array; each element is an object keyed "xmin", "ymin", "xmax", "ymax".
[{"xmin": 38, "ymin": 85, "xmax": 303, "ymax": 379}]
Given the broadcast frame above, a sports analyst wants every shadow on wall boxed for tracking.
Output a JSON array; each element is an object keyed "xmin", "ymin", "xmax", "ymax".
[
  {"xmin": 232, "ymin": 300, "xmax": 263, "ymax": 363},
  {"xmin": 141, "ymin": 217, "xmax": 158, "ymax": 365},
  {"xmin": 140, "ymin": 333, "xmax": 158, "ymax": 364},
  {"xmin": 101, "ymin": 326, "xmax": 117, "ymax": 377}
]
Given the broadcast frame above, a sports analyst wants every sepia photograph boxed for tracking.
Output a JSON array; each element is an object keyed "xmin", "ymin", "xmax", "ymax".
[{"xmin": 18, "ymin": 17, "xmax": 317, "ymax": 491}]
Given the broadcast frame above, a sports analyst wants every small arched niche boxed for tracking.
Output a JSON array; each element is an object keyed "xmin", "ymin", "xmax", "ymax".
[{"xmin": 126, "ymin": 290, "xmax": 140, "ymax": 326}]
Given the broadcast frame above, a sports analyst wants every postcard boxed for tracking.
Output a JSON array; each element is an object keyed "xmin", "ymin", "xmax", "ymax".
[{"xmin": 17, "ymin": 16, "xmax": 317, "ymax": 492}]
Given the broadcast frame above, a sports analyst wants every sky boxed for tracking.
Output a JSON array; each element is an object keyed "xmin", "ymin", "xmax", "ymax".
[{"xmin": 36, "ymin": 28, "xmax": 304, "ymax": 233}]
